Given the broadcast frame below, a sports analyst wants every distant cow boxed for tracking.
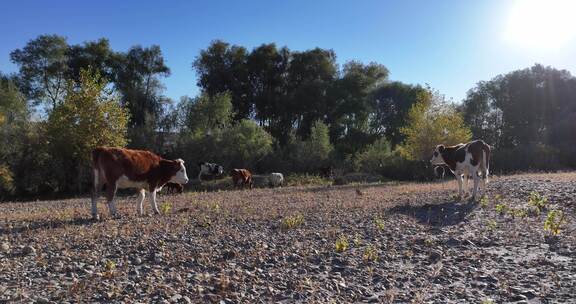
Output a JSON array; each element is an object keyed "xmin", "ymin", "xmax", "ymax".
[
  {"xmin": 163, "ymin": 182, "xmax": 184, "ymax": 194},
  {"xmin": 91, "ymin": 147, "xmax": 189, "ymax": 220},
  {"xmin": 430, "ymin": 140, "xmax": 490, "ymax": 200},
  {"xmin": 198, "ymin": 162, "xmax": 224, "ymax": 181},
  {"xmin": 231, "ymin": 169, "xmax": 253, "ymax": 189},
  {"xmin": 269, "ymin": 172, "xmax": 284, "ymax": 187}
]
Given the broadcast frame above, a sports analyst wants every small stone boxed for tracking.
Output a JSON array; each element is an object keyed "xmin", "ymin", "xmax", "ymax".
[
  {"xmin": 35, "ymin": 297, "xmax": 51, "ymax": 304},
  {"xmin": 170, "ymin": 294, "xmax": 182, "ymax": 302},
  {"xmin": 22, "ymin": 245, "xmax": 36, "ymax": 256},
  {"xmin": 0, "ymin": 242, "xmax": 9, "ymax": 253}
]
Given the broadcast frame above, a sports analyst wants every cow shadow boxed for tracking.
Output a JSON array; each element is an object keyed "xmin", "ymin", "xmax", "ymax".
[
  {"xmin": 388, "ymin": 199, "xmax": 479, "ymax": 227},
  {"xmin": 0, "ymin": 217, "xmax": 96, "ymax": 236}
]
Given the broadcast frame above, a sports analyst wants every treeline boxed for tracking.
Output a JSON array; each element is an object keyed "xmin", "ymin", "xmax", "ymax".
[{"xmin": 1, "ymin": 35, "xmax": 576, "ymax": 199}]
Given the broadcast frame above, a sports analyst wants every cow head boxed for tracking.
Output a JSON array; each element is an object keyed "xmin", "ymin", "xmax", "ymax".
[
  {"xmin": 216, "ymin": 165, "xmax": 224, "ymax": 176},
  {"xmin": 430, "ymin": 145, "xmax": 446, "ymax": 165},
  {"xmin": 169, "ymin": 159, "xmax": 189, "ymax": 184}
]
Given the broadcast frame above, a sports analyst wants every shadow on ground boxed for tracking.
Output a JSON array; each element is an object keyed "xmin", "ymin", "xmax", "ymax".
[
  {"xmin": 0, "ymin": 217, "xmax": 95, "ymax": 236},
  {"xmin": 388, "ymin": 199, "xmax": 479, "ymax": 227}
]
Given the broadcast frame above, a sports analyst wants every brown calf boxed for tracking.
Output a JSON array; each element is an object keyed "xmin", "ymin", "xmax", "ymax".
[{"xmin": 231, "ymin": 169, "xmax": 253, "ymax": 189}]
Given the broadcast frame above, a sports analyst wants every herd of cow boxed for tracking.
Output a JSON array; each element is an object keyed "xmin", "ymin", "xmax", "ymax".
[{"xmin": 90, "ymin": 139, "xmax": 491, "ymax": 220}]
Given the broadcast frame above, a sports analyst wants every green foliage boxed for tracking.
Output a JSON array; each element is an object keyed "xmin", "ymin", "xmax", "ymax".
[
  {"xmin": 400, "ymin": 90, "xmax": 472, "ymax": 160},
  {"xmin": 281, "ymin": 214, "xmax": 304, "ymax": 230},
  {"xmin": 486, "ymin": 219, "xmax": 498, "ymax": 231},
  {"xmin": 47, "ymin": 68, "xmax": 129, "ymax": 163},
  {"xmin": 544, "ymin": 210, "xmax": 566, "ymax": 236},
  {"xmin": 374, "ymin": 217, "xmax": 385, "ymax": 231},
  {"xmin": 363, "ymin": 245, "xmax": 378, "ymax": 262},
  {"xmin": 284, "ymin": 174, "xmax": 331, "ymax": 187},
  {"xmin": 0, "ymin": 165, "xmax": 14, "ymax": 198},
  {"xmin": 528, "ymin": 191, "xmax": 548, "ymax": 215},
  {"xmin": 160, "ymin": 201, "xmax": 172, "ymax": 215},
  {"xmin": 220, "ymin": 119, "xmax": 273, "ymax": 167},
  {"xmin": 290, "ymin": 120, "xmax": 334, "ymax": 171},
  {"xmin": 479, "ymin": 196, "xmax": 490, "ymax": 209},
  {"xmin": 355, "ymin": 138, "xmax": 392, "ymax": 174},
  {"xmin": 10, "ymin": 35, "xmax": 69, "ymax": 108},
  {"xmin": 182, "ymin": 92, "xmax": 234, "ymax": 134},
  {"xmin": 45, "ymin": 68, "xmax": 129, "ymax": 192},
  {"xmin": 335, "ymin": 235, "xmax": 349, "ymax": 252},
  {"xmin": 495, "ymin": 203, "xmax": 508, "ymax": 215}
]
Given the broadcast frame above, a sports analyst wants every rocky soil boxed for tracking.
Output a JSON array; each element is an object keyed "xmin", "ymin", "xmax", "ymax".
[{"xmin": 1, "ymin": 172, "xmax": 575, "ymax": 303}]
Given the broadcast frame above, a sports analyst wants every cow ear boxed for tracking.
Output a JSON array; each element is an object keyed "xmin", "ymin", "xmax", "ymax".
[
  {"xmin": 175, "ymin": 158, "xmax": 184, "ymax": 164},
  {"xmin": 438, "ymin": 145, "xmax": 445, "ymax": 153}
]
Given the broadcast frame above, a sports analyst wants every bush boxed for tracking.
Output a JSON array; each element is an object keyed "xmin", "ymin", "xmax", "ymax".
[
  {"xmin": 493, "ymin": 143, "xmax": 562, "ymax": 173},
  {"xmin": 355, "ymin": 138, "xmax": 393, "ymax": 174}
]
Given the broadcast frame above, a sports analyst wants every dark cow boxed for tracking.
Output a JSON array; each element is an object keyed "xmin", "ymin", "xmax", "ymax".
[
  {"xmin": 430, "ymin": 140, "xmax": 491, "ymax": 200},
  {"xmin": 91, "ymin": 147, "xmax": 189, "ymax": 219},
  {"xmin": 197, "ymin": 162, "xmax": 224, "ymax": 181},
  {"xmin": 163, "ymin": 182, "xmax": 184, "ymax": 194},
  {"xmin": 231, "ymin": 169, "xmax": 253, "ymax": 189}
]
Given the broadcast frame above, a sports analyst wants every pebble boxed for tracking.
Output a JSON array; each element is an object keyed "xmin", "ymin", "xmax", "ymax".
[{"xmin": 22, "ymin": 245, "xmax": 36, "ymax": 256}]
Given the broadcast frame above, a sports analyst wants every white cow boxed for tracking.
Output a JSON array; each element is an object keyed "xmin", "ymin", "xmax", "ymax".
[{"xmin": 269, "ymin": 172, "xmax": 284, "ymax": 187}]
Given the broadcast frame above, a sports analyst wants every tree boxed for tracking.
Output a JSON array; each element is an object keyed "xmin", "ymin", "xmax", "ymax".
[
  {"xmin": 370, "ymin": 82, "xmax": 429, "ymax": 146},
  {"xmin": 46, "ymin": 68, "xmax": 129, "ymax": 192},
  {"xmin": 113, "ymin": 45, "xmax": 170, "ymax": 128},
  {"xmin": 10, "ymin": 35, "xmax": 69, "ymax": 109},
  {"xmin": 193, "ymin": 40, "xmax": 250, "ymax": 119},
  {"xmin": 66, "ymin": 38, "xmax": 115, "ymax": 82},
  {"xmin": 181, "ymin": 92, "xmax": 234, "ymax": 134},
  {"xmin": 355, "ymin": 138, "xmax": 393, "ymax": 174},
  {"xmin": 290, "ymin": 120, "xmax": 334, "ymax": 171},
  {"xmin": 220, "ymin": 119, "xmax": 273, "ymax": 168},
  {"xmin": 0, "ymin": 73, "xmax": 29, "ymax": 198},
  {"xmin": 400, "ymin": 92, "xmax": 472, "ymax": 161},
  {"xmin": 462, "ymin": 64, "xmax": 576, "ymax": 152}
]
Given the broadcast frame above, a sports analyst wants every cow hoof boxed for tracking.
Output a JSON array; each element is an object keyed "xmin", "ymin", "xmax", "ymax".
[{"xmin": 91, "ymin": 214, "xmax": 100, "ymax": 221}]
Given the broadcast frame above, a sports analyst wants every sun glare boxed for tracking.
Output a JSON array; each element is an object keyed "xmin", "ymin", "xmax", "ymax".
[{"xmin": 504, "ymin": 0, "xmax": 576, "ymax": 50}]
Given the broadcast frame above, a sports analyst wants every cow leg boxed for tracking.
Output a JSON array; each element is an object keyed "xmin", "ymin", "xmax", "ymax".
[
  {"xmin": 106, "ymin": 183, "xmax": 119, "ymax": 219},
  {"xmin": 91, "ymin": 169, "xmax": 101, "ymax": 220},
  {"xmin": 457, "ymin": 174, "xmax": 464, "ymax": 200},
  {"xmin": 150, "ymin": 189, "xmax": 160, "ymax": 214},
  {"xmin": 472, "ymin": 174, "xmax": 480, "ymax": 200},
  {"xmin": 463, "ymin": 174, "xmax": 469, "ymax": 197},
  {"xmin": 197, "ymin": 171, "xmax": 202, "ymax": 182},
  {"xmin": 137, "ymin": 189, "xmax": 146, "ymax": 216}
]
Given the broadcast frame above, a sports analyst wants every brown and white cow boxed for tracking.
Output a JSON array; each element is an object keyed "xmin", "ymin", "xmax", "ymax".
[
  {"xmin": 91, "ymin": 147, "xmax": 189, "ymax": 219},
  {"xmin": 430, "ymin": 140, "xmax": 491, "ymax": 200},
  {"xmin": 231, "ymin": 169, "xmax": 253, "ymax": 189}
]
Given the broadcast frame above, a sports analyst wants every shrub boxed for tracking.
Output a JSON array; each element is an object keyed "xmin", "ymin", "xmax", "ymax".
[
  {"xmin": 544, "ymin": 210, "xmax": 566, "ymax": 236},
  {"xmin": 281, "ymin": 214, "xmax": 304, "ymax": 230},
  {"xmin": 335, "ymin": 235, "xmax": 349, "ymax": 252}
]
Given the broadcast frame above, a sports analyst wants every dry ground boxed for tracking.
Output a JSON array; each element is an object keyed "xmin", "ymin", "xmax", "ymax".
[{"xmin": 1, "ymin": 173, "xmax": 575, "ymax": 303}]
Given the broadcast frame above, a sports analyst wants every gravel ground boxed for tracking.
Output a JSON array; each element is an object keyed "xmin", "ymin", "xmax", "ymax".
[{"xmin": 1, "ymin": 172, "xmax": 575, "ymax": 303}]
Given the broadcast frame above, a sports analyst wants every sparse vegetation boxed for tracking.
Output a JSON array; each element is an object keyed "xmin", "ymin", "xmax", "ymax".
[
  {"xmin": 544, "ymin": 210, "xmax": 566, "ymax": 236},
  {"xmin": 374, "ymin": 217, "xmax": 385, "ymax": 231},
  {"xmin": 363, "ymin": 245, "xmax": 378, "ymax": 262},
  {"xmin": 281, "ymin": 214, "xmax": 304, "ymax": 230},
  {"xmin": 159, "ymin": 201, "xmax": 172, "ymax": 215},
  {"xmin": 529, "ymin": 191, "xmax": 548, "ymax": 215},
  {"xmin": 335, "ymin": 235, "xmax": 349, "ymax": 252}
]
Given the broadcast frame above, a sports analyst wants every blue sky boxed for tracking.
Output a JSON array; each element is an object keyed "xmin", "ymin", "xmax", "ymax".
[{"xmin": 1, "ymin": 0, "xmax": 575, "ymax": 102}]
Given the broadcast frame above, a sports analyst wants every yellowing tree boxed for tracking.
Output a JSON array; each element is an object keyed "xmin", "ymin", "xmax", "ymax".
[
  {"xmin": 46, "ymin": 68, "xmax": 129, "ymax": 192},
  {"xmin": 400, "ymin": 94, "xmax": 471, "ymax": 161}
]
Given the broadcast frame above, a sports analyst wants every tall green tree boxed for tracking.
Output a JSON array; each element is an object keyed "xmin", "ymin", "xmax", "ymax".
[
  {"xmin": 193, "ymin": 40, "xmax": 250, "ymax": 119},
  {"xmin": 181, "ymin": 92, "xmax": 234, "ymax": 134},
  {"xmin": 370, "ymin": 82, "xmax": 429, "ymax": 146},
  {"xmin": 10, "ymin": 35, "xmax": 69, "ymax": 109},
  {"xmin": 113, "ymin": 45, "xmax": 170, "ymax": 128}
]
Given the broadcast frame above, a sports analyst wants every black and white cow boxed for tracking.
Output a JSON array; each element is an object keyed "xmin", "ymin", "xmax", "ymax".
[
  {"xmin": 430, "ymin": 140, "xmax": 491, "ymax": 200},
  {"xmin": 197, "ymin": 162, "xmax": 224, "ymax": 181}
]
